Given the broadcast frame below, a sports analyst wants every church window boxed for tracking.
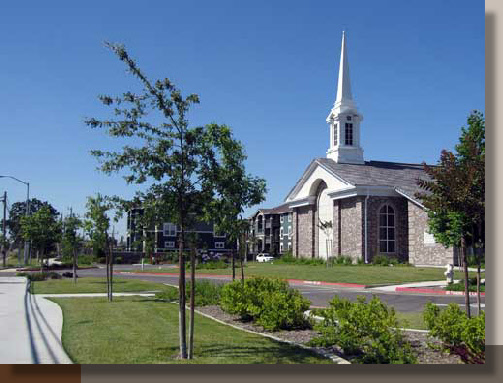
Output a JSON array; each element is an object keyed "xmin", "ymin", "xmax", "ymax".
[
  {"xmin": 345, "ymin": 123, "xmax": 353, "ymax": 146},
  {"xmin": 379, "ymin": 205, "xmax": 395, "ymax": 253},
  {"xmin": 347, "ymin": 115, "xmax": 352, "ymax": 121},
  {"xmin": 333, "ymin": 124, "xmax": 338, "ymax": 145}
]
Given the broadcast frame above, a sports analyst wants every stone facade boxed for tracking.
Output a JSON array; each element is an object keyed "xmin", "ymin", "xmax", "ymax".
[
  {"xmin": 338, "ymin": 196, "xmax": 363, "ymax": 261},
  {"xmin": 407, "ymin": 201, "xmax": 454, "ymax": 265},
  {"xmin": 294, "ymin": 205, "xmax": 315, "ymax": 258},
  {"xmin": 366, "ymin": 196, "xmax": 409, "ymax": 262}
]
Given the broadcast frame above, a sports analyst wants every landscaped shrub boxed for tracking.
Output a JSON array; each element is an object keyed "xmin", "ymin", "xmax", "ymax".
[
  {"xmin": 78, "ymin": 254, "xmax": 95, "ymax": 265},
  {"xmin": 155, "ymin": 280, "xmax": 223, "ymax": 306},
  {"xmin": 423, "ymin": 302, "xmax": 485, "ymax": 363},
  {"xmin": 17, "ymin": 272, "xmax": 62, "ymax": 281},
  {"xmin": 356, "ymin": 257, "xmax": 366, "ymax": 265},
  {"xmin": 372, "ymin": 254, "xmax": 391, "ymax": 266},
  {"xmin": 446, "ymin": 279, "xmax": 485, "ymax": 293},
  {"xmin": 333, "ymin": 255, "xmax": 353, "ymax": 265},
  {"xmin": 219, "ymin": 277, "xmax": 311, "ymax": 331},
  {"xmin": 276, "ymin": 255, "xmax": 325, "ymax": 266},
  {"xmin": 309, "ymin": 295, "xmax": 417, "ymax": 364}
]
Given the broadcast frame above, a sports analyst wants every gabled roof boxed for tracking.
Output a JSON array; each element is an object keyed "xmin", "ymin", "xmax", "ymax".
[
  {"xmin": 286, "ymin": 157, "xmax": 430, "ymax": 207},
  {"xmin": 248, "ymin": 202, "xmax": 293, "ymax": 220}
]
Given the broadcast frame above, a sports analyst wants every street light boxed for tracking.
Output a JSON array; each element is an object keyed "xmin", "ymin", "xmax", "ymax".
[{"xmin": 0, "ymin": 175, "xmax": 30, "ymax": 265}]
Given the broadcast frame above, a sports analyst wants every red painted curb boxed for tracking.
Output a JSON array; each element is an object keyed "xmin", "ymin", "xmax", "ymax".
[
  {"xmin": 395, "ymin": 287, "xmax": 485, "ymax": 296},
  {"xmin": 115, "ymin": 271, "xmax": 367, "ymax": 288}
]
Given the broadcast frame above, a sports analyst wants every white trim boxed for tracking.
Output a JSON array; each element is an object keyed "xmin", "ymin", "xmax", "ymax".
[
  {"xmin": 215, "ymin": 242, "xmax": 225, "ymax": 249},
  {"xmin": 394, "ymin": 187, "xmax": 425, "ymax": 209},
  {"xmin": 288, "ymin": 196, "xmax": 316, "ymax": 208},
  {"xmin": 165, "ymin": 241, "xmax": 175, "ymax": 249}
]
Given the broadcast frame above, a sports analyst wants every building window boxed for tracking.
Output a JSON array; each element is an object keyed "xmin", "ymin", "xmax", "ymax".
[
  {"xmin": 333, "ymin": 123, "xmax": 338, "ymax": 145},
  {"xmin": 163, "ymin": 223, "xmax": 176, "ymax": 236},
  {"xmin": 288, "ymin": 242, "xmax": 292, "ymax": 250},
  {"xmin": 288, "ymin": 214, "xmax": 292, "ymax": 222},
  {"xmin": 214, "ymin": 231, "xmax": 226, "ymax": 238},
  {"xmin": 347, "ymin": 115, "xmax": 352, "ymax": 121},
  {"xmin": 288, "ymin": 226, "xmax": 292, "ymax": 236},
  {"xmin": 280, "ymin": 243, "xmax": 284, "ymax": 252},
  {"xmin": 280, "ymin": 228, "xmax": 284, "ymax": 237},
  {"xmin": 280, "ymin": 215, "xmax": 284, "ymax": 223},
  {"xmin": 345, "ymin": 123, "xmax": 353, "ymax": 146},
  {"xmin": 379, "ymin": 205, "xmax": 395, "ymax": 253},
  {"xmin": 215, "ymin": 242, "xmax": 225, "ymax": 249},
  {"xmin": 165, "ymin": 241, "xmax": 175, "ymax": 249}
]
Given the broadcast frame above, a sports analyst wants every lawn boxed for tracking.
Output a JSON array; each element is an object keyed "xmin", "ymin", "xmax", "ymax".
[
  {"xmin": 30, "ymin": 277, "xmax": 171, "ymax": 294},
  {"xmin": 129, "ymin": 263, "xmax": 483, "ymax": 286},
  {"xmin": 52, "ymin": 296, "xmax": 333, "ymax": 364},
  {"xmin": 395, "ymin": 311, "xmax": 427, "ymax": 330}
]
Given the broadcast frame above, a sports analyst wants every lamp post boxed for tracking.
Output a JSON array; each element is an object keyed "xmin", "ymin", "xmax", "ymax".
[{"xmin": 0, "ymin": 175, "xmax": 30, "ymax": 265}]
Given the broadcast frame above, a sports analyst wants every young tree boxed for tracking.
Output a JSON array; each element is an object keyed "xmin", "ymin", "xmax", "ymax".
[
  {"xmin": 204, "ymin": 125, "xmax": 266, "ymax": 281},
  {"xmin": 84, "ymin": 194, "xmax": 112, "ymax": 300},
  {"xmin": 20, "ymin": 205, "xmax": 61, "ymax": 272},
  {"xmin": 62, "ymin": 212, "xmax": 83, "ymax": 284},
  {"xmin": 85, "ymin": 43, "xmax": 261, "ymax": 359},
  {"xmin": 417, "ymin": 111, "xmax": 485, "ymax": 318}
]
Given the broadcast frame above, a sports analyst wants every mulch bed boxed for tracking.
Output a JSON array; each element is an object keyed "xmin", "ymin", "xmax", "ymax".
[{"xmin": 196, "ymin": 305, "xmax": 464, "ymax": 364}]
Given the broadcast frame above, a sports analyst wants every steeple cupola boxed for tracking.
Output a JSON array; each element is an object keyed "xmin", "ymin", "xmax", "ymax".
[{"xmin": 326, "ymin": 31, "xmax": 364, "ymax": 164}]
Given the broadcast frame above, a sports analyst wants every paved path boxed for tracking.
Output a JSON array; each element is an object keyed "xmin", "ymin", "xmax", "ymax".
[{"xmin": 0, "ymin": 277, "xmax": 72, "ymax": 364}]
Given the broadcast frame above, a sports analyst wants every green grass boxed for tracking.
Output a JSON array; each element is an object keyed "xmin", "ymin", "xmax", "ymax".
[
  {"xmin": 395, "ymin": 311, "xmax": 427, "ymax": 330},
  {"xmin": 30, "ymin": 277, "xmax": 172, "ymax": 294},
  {"xmin": 52, "ymin": 296, "xmax": 332, "ymax": 364},
  {"xmin": 129, "ymin": 263, "xmax": 484, "ymax": 286}
]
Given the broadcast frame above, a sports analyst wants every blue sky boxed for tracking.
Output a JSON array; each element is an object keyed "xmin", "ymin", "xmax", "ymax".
[{"xmin": 0, "ymin": 0, "xmax": 484, "ymax": 238}]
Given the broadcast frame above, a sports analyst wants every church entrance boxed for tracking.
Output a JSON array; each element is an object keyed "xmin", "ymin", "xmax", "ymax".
[{"xmin": 317, "ymin": 183, "xmax": 333, "ymax": 259}]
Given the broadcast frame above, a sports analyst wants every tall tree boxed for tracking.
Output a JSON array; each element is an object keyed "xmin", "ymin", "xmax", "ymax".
[
  {"xmin": 85, "ymin": 43, "xmax": 256, "ymax": 359},
  {"xmin": 20, "ymin": 205, "xmax": 61, "ymax": 271},
  {"xmin": 8, "ymin": 199, "xmax": 58, "ymax": 249},
  {"xmin": 62, "ymin": 212, "xmax": 83, "ymax": 284},
  {"xmin": 417, "ymin": 111, "xmax": 485, "ymax": 318},
  {"xmin": 84, "ymin": 194, "xmax": 112, "ymax": 299}
]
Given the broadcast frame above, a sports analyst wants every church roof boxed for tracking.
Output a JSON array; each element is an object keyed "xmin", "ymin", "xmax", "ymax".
[{"xmin": 316, "ymin": 157, "xmax": 430, "ymax": 204}]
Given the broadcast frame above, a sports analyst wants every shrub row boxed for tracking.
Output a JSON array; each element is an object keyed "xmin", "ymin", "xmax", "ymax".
[
  {"xmin": 423, "ymin": 302, "xmax": 485, "ymax": 363},
  {"xmin": 309, "ymin": 295, "xmax": 416, "ymax": 364},
  {"xmin": 17, "ymin": 272, "xmax": 62, "ymax": 281},
  {"xmin": 219, "ymin": 277, "xmax": 311, "ymax": 331},
  {"xmin": 155, "ymin": 280, "xmax": 223, "ymax": 307}
]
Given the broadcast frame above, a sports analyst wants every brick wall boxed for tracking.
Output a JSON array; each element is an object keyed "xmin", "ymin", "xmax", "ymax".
[
  {"xmin": 366, "ymin": 197, "xmax": 409, "ymax": 262},
  {"xmin": 408, "ymin": 201, "xmax": 454, "ymax": 265},
  {"xmin": 339, "ymin": 197, "xmax": 363, "ymax": 261},
  {"xmin": 294, "ymin": 205, "xmax": 315, "ymax": 258}
]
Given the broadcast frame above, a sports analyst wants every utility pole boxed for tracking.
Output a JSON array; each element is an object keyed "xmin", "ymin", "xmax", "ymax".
[{"xmin": 2, "ymin": 191, "xmax": 6, "ymax": 268}]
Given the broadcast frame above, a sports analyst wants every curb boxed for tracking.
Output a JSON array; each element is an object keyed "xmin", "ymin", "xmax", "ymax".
[{"xmin": 395, "ymin": 287, "xmax": 485, "ymax": 296}]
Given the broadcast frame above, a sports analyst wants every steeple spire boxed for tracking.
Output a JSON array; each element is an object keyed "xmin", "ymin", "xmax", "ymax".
[
  {"xmin": 334, "ymin": 31, "xmax": 355, "ymax": 110},
  {"xmin": 326, "ymin": 31, "xmax": 364, "ymax": 164}
]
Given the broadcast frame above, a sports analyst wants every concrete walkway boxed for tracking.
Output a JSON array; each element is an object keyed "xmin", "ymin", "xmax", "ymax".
[{"xmin": 0, "ymin": 276, "xmax": 72, "ymax": 364}]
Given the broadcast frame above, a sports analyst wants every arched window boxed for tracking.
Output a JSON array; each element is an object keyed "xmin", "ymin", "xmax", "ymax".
[{"xmin": 379, "ymin": 205, "xmax": 395, "ymax": 253}]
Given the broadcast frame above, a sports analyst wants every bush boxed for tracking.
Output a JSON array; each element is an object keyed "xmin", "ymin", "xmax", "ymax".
[
  {"xmin": 372, "ymin": 254, "xmax": 391, "ymax": 266},
  {"xmin": 17, "ymin": 272, "xmax": 61, "ymax": 281},
  {"xmin": 333, "ymin": 255, "xmax": 353, "ymax": 265},
  {"xmin": 187, "ymin": 260, "xmax": 228, "ymax": 270},
  {"xmin": 356, "ymin": 257, "xmax": 366, "ymax": 265},
  {"xmin": 78, "ymin": 254, "xmax": 95, "ymax": 265},
  {"xmin": 446, "ymin": 280, "xmax": 485, "ymax": 293},
  {"xmin": 276, "ymin": 255, "xmax": 325, "ymax": 266},
  {"xmin": 219, "ymin": 277, "xmax": 311, "ymax": 331},
  {"xmin": 423, "ymin": 302, "xmax": 485, "ymax": 363},
  {"xmin": 114, "ymin": 256, "xmax": 123, "ymax": 264},
  {"xmin": 155, "ymin": 280, "xmax": 223, "ymax": 306},
  {"xmin": 309, "ymin": 295, "xmax": 416, "ymax": 364}
]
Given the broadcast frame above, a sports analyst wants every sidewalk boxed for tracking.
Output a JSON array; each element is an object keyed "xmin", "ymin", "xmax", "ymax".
[
  {"xmin": 0, "ymin": 276, "xmax": 72, "ymax": 364},
  {"xmin": 370, "ymin": 280, "xmax": 485, "ymax": 296}
]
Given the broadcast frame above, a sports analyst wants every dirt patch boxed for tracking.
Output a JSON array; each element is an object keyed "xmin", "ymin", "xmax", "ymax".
[{"xmin": 196, "ymin": 305, "xmax": 464, "ymax": 364}]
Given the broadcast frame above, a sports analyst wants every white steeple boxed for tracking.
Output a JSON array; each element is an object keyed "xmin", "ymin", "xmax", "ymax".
[
  {"xmin": 326, "ymin": 31, "xmax": 364, "ymax": 164},
  {"xmin": 334, "ymin": 31, "xmax": 355, "ymax": 110}
]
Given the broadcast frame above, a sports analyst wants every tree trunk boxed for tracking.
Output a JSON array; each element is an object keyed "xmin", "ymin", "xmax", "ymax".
[
  {"xmin": 109, "ymin": 244, "xmax": 114, "ymax": 302},
  {"xmin": 105, "ymin": 241, "xmax": 110, "ymax": 302},
  {"xmin": 476, "ymin": 263, "xmax": 481, "ymax": 316},
  {"xmin": 232, "ymin": 249, "xmax": 235, "ymax": 281},
  {"xmin": 178, "ymin": 228, "xmax": 187, "ymax": 359},
  {"xmin": 188, "ymin": 244, "xmax": 196, "ymax": 359},
  {"xmin": 39, "ymin": 249, "xmax": 43, "ymax": 273},
  {"xmin": 72, "ymin": 248, "xmax": 77, "ymax": 284},
  {"xmin": 461, "ymin": 237, "xmax": 471, "ymax": 318}
]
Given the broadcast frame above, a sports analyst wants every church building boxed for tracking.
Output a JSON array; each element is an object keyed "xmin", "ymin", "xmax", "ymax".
[{"xmin": 284, "ymin": 32, "xmax": 455, "ymax": 266}]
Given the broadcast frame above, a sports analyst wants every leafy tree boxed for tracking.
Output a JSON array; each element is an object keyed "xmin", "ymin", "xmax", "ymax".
[
  {"xmin": 204, "ymin": 125, "xmax": 266, "ymax": 281},
  {"xmin": 85, "ymin": 43, "xmax": 261, "ymax": 359},
  {"xmin": 8, "ymin": 199, "xmax": 58, "ymax": 249},
  {"xmin": 417, "ymin": 111, "xmax": 485, "ymax": 318},
  {"xmin": 20, "ymin": 205, "xmax": 61, "ymax": 271},
  {"xmin": 84, "ymin": 194, "xmax": 112, "ymax": 300},
  {"xmin": 62, "ymin": 212, "xmax": 83, "ymax": 284}
]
